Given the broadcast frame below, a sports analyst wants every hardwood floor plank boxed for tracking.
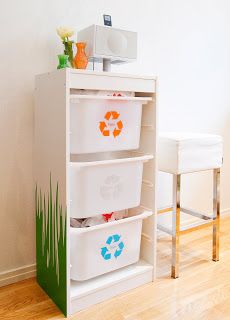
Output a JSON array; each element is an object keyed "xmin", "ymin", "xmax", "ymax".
[{"xmin": 0, "ymin": 215, "xmax": 229, "ymax": 319}]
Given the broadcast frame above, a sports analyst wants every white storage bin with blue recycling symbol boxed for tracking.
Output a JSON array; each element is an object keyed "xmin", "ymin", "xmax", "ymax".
[
  {"xmin": 69, "ymin": 154, "xmax": 153, "ymax": 218},
  {"xmin": 70, "ymin": 95, "xmax": 151, "ymax": 154},
  {"xmin": 70, "ymin": 211, "xmax": 152, "ymax": 281}
]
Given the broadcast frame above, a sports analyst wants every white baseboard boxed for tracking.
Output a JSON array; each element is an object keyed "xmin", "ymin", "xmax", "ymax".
[
  {"xmin": 220, "ymin": 208, "xmax": 230, "ymax": 217},
  {"xmin": 0, "ymin": 264, "xmax": 36, "ymax": 287}
]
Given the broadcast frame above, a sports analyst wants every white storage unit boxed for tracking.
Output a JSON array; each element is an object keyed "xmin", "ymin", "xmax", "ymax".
[
  {"xmin": 70, "ymin": 96, "xmax": 151, "ymax": 154},
  {"xmin": 70, "ymin": 211, "xmax": 152, "ymax": 281},
  {"xmin": 35, "ymin": 69, "xmax": 157, "ymax": 317},
  {"xmin": 69, "ymin": 154, "xmax": 153, "ymax": 218}
]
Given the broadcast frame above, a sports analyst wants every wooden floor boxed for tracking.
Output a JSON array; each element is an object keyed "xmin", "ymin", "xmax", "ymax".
[{"xmin": 1, "ymin": 216, "xmax": 230, "ymax": 320}]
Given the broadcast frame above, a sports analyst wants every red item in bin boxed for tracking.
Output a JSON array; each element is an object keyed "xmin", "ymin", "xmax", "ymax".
[{"xmin": 102, "ymin": 212, "xmax": 114, "ymax": 221}]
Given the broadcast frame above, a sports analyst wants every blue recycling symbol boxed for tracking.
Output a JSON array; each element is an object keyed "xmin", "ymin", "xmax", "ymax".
[{"xmin": 101, "ymin": 234, "xmax": 125, "ymax": 260}]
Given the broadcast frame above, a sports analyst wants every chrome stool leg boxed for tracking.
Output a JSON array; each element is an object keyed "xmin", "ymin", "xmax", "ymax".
[
  {"xmin": 171, "ymin": 174, "xmax": 181, "ymax": 278},
  {"xmin": 213, "ymin": 168, "xmax": 220, "ymax": 261}
]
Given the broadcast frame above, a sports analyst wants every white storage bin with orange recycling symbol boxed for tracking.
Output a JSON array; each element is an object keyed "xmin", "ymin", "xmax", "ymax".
[{"xmin": 70, "ymin": 96, "xmax": 147, "ymax": 154}]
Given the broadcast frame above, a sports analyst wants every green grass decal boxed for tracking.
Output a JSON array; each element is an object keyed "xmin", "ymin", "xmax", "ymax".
[{"xmin": 36, "ymin": 174, "xmax": 67, "ymax": 316}]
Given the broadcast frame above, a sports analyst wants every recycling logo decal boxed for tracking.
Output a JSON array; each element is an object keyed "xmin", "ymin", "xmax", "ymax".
[
  {"xmin": 101, "ymin": 234, "xmax": 125, "ymax": 260},
  {"xmin": 100, "ymin": 175, "xmax": 122, "ymax": 200},
  {"xmin": 99, "ymin": 111, "xmax": 123, "ymax": 138}
]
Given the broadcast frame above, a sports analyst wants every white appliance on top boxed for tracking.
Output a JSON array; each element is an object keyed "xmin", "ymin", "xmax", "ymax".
[{"xmin": 77, "ymin": 24, "xmax": 137, "ymax": 71}]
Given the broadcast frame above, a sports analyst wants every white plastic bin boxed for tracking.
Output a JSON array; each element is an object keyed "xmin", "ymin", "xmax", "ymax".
[
  {"xmin": 70, "ymin": 211, "xmax": 152, "ymax": 281},
  {"xmin": 69, "ymin": 154, "xmax": 153, "ymax": 218},
  {"xmin": 70, "ymin": 95, "xmax": 150, "ymax": 154}
]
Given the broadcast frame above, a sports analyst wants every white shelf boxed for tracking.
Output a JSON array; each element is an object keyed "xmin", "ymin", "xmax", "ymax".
[
  {"xmin": 70, "ymin": 94, "xmax": 152, "ymax": 103},
  {"xmin": 69, "ymin": 68, "xmax": 157, "ymax": 80},
  {"xmin": 71, "ymin": 259, "xmax": 152, "ymax": 299},
  {"xmin": 70, "ymin": 260, "xmax": 153, "ymax": 313},
  {"xmin": 35, "ymin": 69, "xmax": 157, "ymax": 317}
]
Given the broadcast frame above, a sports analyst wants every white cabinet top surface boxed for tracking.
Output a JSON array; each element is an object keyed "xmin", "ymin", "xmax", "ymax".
[{"xmin": 36, "ymin": 68, "xmax": 156, "ymax": 81}]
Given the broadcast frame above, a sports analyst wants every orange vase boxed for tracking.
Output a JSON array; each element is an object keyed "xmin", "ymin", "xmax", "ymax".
[{"xmin": 74, "ymin": 42, "xmax": 88, "ymax": 69}]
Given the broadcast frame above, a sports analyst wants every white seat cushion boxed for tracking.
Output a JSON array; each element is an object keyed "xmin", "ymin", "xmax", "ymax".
[{"xmin": 158, "ymin": 132, "xmax": 223, "ymax": 174}]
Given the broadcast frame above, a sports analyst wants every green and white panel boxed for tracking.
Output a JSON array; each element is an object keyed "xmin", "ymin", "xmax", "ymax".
[{"xmin": 35, "ymin": 69, "xmax": 69, "ymax": 316}]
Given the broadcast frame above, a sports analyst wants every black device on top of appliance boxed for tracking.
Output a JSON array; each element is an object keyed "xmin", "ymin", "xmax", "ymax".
[{"xmin": 103, "ymin": 14, "xmax": 112, "ymax": 26}]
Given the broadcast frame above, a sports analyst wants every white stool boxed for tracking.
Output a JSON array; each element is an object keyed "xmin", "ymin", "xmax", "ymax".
[{"xmin": 158, "ymin": 132, "xmax": 223, "ymax": 278}]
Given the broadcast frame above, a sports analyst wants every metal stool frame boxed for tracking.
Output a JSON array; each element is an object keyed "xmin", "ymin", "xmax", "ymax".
[{"xmin": 158, "ymin": 168, "xmax": 220, "ymax": 278}]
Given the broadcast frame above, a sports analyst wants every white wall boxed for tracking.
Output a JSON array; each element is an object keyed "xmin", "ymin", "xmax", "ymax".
[{"xmin": 1, "ymin": 0, "xmax": 230, "ymax": 276}]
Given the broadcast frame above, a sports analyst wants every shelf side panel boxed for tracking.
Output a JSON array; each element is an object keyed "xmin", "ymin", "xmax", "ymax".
[
  {"xmin": 139, "ymin": 97, "xmax": 158, "ymax": 278},
  {"xmin": 34, "ymin": 69, "xmax": 68, "ymax": 316}
]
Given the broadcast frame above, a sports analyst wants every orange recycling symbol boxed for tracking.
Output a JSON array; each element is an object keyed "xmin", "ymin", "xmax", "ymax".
[{"xmin": 99, "ymin": 111, "xmax": 123, "ymax": 138}]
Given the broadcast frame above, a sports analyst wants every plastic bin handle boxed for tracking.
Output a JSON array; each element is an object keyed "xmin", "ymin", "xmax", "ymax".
[
  {"xmin": 70, "ymin": 95, "xmax": 152, "ymax": 104},
  {"xmin": 71, "ymin": 210, "xmax": 153, "ymax": 234},
  {"xmin": 70, "ymin": 155, "xmax": 154, "ymax": 168}
]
